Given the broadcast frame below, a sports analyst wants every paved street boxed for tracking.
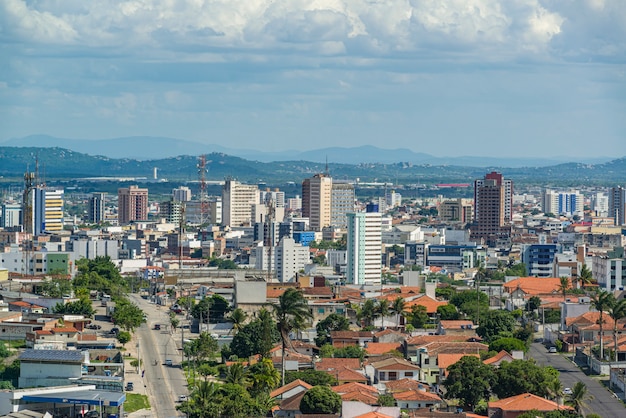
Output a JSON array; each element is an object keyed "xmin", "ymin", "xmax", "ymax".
[
  {"xmin": 130, "ymin": 294, "xmax": 189, "ymax": 418},
  {"xmin": 529, "ymin": 342, "xmax": 625, "ymax": 418}
]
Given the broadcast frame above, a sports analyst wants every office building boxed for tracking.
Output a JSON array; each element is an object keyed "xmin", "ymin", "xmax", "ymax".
[
  {"xmin": 471, "ymin": 172, "xmax": 512, "ymax": 247},
  {"xmin": 542, "ymin": 189, "xmax": 584, "ymax": 216},
  {"xmin": 609, "ymin": 186, "xmax": 626, "ymax": 226},
  {"xmin": 592, "ymin": 192, "xmax": 609, "ymax": 217},
  {"xmin": 522, "ymin": 243, "xmax": 561, "ymax": 277},
  {"xmin": 439, "ymin": 198, "xmax": 473, "ymax": 223},
  {"xmin": 0, "ymin": 203, "xmax": 21, "ymax": 229},
  {"xmin": 302, "ymin": 174, "xmax": 332, "ymax": 231},
  {"xmin": 117, "ymin": 185, "xmax": 148, "ymax": 225},
  {"xmin": 260, "ymin": 189, "xmax": 285, "ymax": 209},
  {"xmin": 331, "ymin": 181, "xmax": 355, "ymax": 229},
  {"xmin": 172, "ymin": 187, "xmax": 192, "ymax": 202},
  {"xmin": 32, "ymin": 187, "xmax": 64, "ymax": 235},
  {"xmin": 346, "ymin": 207, "xmax": 382, "ymax": 285},
  {"xmin": 87, "ymin": 192, "xmax": 106, "ymax": 224},
  {"xmin": 222, "ymin": 179, "xmax": 259, "ymax": 227}
]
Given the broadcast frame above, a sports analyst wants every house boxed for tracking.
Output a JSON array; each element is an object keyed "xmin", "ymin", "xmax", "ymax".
[
  {"xmin": 565, "ymin": 311, "xmax": 622, "ymax": 353},
  {"xmin": 341, "ymin": 401, "xmax": 401, "ymax": 418},
  {"xmin": 270, "ymin": 379, "xmax": 312, "ymax": 400},
  {"xmin": 18, "ymin": 349, "xmax": 84, "ymax": 388},
  {"xmin": 392, "ymin": 389, "xmax": 442, "ymax": 410},
  {"xmin": 274, "ymin": 390, "xmax": 307, "ymax": 418},
  {"xmin": 437, "ymin": 353, "xmax": 480, "ymax": 380},
  {"xmin": 331, "ymin": 331, "xmax": 374, "ymax": 348},
  {"xmin": 315, "ymin": 358, "xmax": 367, "ymax": 384},
  {"xmin": 436, "ymin": 320, "xmax": 476, "ymax": 336},
  {"xmin": 483, "ymin": 350, "xmax": 517, "ymax": 367},
  {"xmin": 370, "ymin": 357, "xmax": 421, "ymax": 383},
  {"xmin": 502, "ymin": 277, "xmax": 570, "ymax": 310},
  {"xmin": 488, "ymin": 392, "xmax": 573, "ymax": 418},
  {"xmin": 374, "ymin": 329, "xmax": 406, "ymax": 343},
  {"xmin": 8, "ymin": 301, "xmax": 46, "ymax": 314},
  {"xmin": 25, "ymin": 326, "xmax": 79, "ymax": 348},
  {"xmin": 364, "ymin": 342, "xmax": 404, "ymax": 358}
]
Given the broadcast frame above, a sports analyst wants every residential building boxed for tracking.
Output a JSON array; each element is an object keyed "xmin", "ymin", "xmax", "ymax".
[
  {"xmin": 32, "ymin": 187, "xmax": 64, "ymax": 235},
  {"xmin": 593, "ymin": 246, "xmax": 626, "ymax": 292},
  {"xmin": 439, "ymin": 198, "xmax": 473, "ymax": 223},
  {"xmin": 117, "ymin": 185, "xmax": 148, "ymax": 224},
  {"xmin": 543, "ymin": 189, "xmax": 584, "ymax": 216},
  {"xmin": 346, "ymin": 208, "xmax": 382, "ymax": 285},
  {"xmin": 87, "ymin": 192, "xmax": 106, "ymax": 224},
  {"xmin": 522, "ymin": 243, "xmax": 561, "ymax": 278},
  {"xmin": 172, "ymin": 186, "xmax": 192, "ymax": 202},
  {"xmin": 426, "ymin": 244, "xmax": 485, "ymax": 272},
  {"xmin": 161, "ymin": 199, "xmax": 184, "ymax": 224},
  {"xmin": 275, "ymin": 237, "xmax": 310, "ymax": 282},
  {"xmin": 302, "ymin": 173, "xmax": 332, "ymax": 231},
  {"xmin": 488, "ymin": 393, "xmax": 573, "ymax": 418},
  {"xmin": 1, "ymin": 202, "xmax": 21, "ymax": 229},
  {"xmin": 186, "ymin": 197, "xmax": 222, "ymax": 225},
  {"xmin": 331, "ymin": 181, "xmax": 355, "ymax": 229},
  {"xmin": 592, "ymin": 191, "xmax": 609, "ymax": 217},
  {"xmin": 222, "ymin": 178, "xmax": 259, "ymax": 227},
  {"xmin": 471, "ymin": 172, "xmax": 512, "ymax": 246},
  {"xmin": 609, "ymin": 186, "xmax": 626, "ymax": 226}
]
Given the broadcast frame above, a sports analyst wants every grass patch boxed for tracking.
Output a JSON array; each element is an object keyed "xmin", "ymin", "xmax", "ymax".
[
  {"xmin": 7, "ymin": 340, "xmax": 26, "ymax": 349},
  {"xmin": 124, "ymin": 393, "xmax": 150, "ymax": 413}
]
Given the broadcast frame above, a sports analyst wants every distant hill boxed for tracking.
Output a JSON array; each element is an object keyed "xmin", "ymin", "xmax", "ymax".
[
  {"xmin": 0, "ymin": 146, "xmax": 625, "ymax": 186},
  {"xmin": 1, "ymin": 135, "xmax": 612, "ymax": 167}
]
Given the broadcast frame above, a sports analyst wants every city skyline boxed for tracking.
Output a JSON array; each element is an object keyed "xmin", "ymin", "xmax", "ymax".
[{"xmin": 1, "ymin": 1, "xmax": 625, "ymax": 159}]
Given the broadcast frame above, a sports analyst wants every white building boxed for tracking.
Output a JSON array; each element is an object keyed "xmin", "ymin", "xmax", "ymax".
[
  {"xmin": 222, "ymin": 179, "xmax": 259, "ymax": 227},
  {"xmin": 592, "ymin": 247, "xmax": 626, "ymax": 292},
  {"xmin": 346, "ymin": 210, "xmax": 382, "ymax": 285},
  {"xmin": 255, "ymin": 237, "xmax": 309, "ymax": 282},
  {"xmin": 592, "ymin": 192, "xmax": 609, "ymax": 217},
  {"xmin": 543, "ymin": 189, "xmax": 584, "ymax": 217},
  {"xmin": 172, "ymin": 186, "xmax": 192, "ymax": 202},
  {"xmin": 0, "ymin": 203, "xmax": 21, "ymax": 228}
]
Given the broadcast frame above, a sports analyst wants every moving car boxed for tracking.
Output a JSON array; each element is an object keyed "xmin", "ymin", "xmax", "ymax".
[
  {"xmin": 548, "ymin": 346, "xmax": 557, "ymax": 353},
  {"xmin": 178, "ymin": 395, "xmax": 188, "ymax": 402},
  {"xmin": 563, "ymin": 387, "xmax": 573, "ymax": 395},
  {"xmin": 153, "ymin": 324, "xmax": 161, "ymax": 330},
  {"xmin": 165, "ymin": 359, "xmax": 173, "ymax": 366},
  {"xmin": 126, "ymin": 382, "xmax": 134, "ymax": 391}
]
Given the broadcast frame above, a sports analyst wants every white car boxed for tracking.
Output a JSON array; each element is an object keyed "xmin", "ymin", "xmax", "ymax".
[
  {"xmin": 563, "ymin": 387, "xmax": 573, "ymax": 396},
  {"xmin": 548, "ymin": 346, "xmax": 557, "ymax": 353},
  {"xmin": 178, "ymin": 395, "xmax": 188, "ymax": 402}
]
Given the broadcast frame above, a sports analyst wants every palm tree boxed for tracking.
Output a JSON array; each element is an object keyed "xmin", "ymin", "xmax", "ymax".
[
  {"xmin": 558, "ymin": 276, "xmax": 570, "ymax": 302},
  {"xmin": 225, "ymin": 362, "xmax": 249, "ymax": 386},
  {"xmin": 579, "ymin": 264, "xmax": 594, "ymax": 289},
  {"xmin": 391, "ymin": 297, "xmax": 406, "ymax": 329},
  {"xmin": 608, "ymin": 298, "xmax": 626, "ymax": 361},
  {"xmin": 591, "ymin": 290, "xmax": 615, "ymax": 361},
  {"xmin": 358, "ymin": 299, "xmax": 378, "ymax": 328},
  {"xmin": 546, "ymin": 378, "xmax": 563, "ymax": 405},
  {"xmin": 568, "ymin": 381, "xmax": 593, "ymax": 416},
  {"xmin": 228, "ymin": 308, "xmax": 248, "ymax": 335},
  {"xmin": 475, "ymin": 261, "xmax": 486, "ymax": 325},
  {"xmin": 377, "ymin": 299, "xmax": 390, "ymax": 328},
  {"xmin": 271, "ymin": 288, "xmax": 312, "ymax": 386}
]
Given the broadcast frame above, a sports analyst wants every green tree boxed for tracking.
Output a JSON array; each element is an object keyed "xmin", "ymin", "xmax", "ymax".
[
  {"xmin": 526, "ymin": 296, "xmax": 541, "ymax": 312},
  {"xmin": 169, "ymin": 311, "xmax": 180, "ymax": 331},
  {"xmin": 591, "ymin": 289, "xmax": 615, "ymax": 360},
  {"xmin": 578, "ymin": 264, "xmax": 593, "ymax": 288},
  {"xmin": 300, "ymin": 386, "xmax": 342, "ymax": 415},
  {"xmin": 377, "ymin": 299, "xmax": 390, "ymax": 328},
  {"xmin": 443, "ymin": 355, "xmax": 495, "ymax": 411},
  {"xmin": 228, "ymin": 308, "xmax": 248, "ymax": 335},
  {"xmin": 111, "ymin": 298, "xmax": 145, "ymax": 332},
  {"xmin": 285, "ymin": 370, "xmax": 337, "ymax": 386},
  {"xmin": 494, "ymin": 360, "xmax": 560, "ymax": 399},
  {"xmin": 184, "ymin": 332, "xmax": 219, "ymax": 365},
  {"xmin": 378, "ymin": 393, "xmax": 395, "ymax": 407},
  {"xmin": 192, "ymin": 294, "xmax": 231, "ymax": 323},
  {"xmin": 437, "ymin": 304, "xmax": 460, "ymax": 320},
  {"xmin": 271, "ymin": 288, "xmax": 312, "ymax": 385},
  {"xmin": 334, "ymin": 345, "xmax": 365, "ymax": 361},
  {"xmin": 476, "ymin": 309, "xmax": 516, "ymax": 343},
  {"xmin": 608, "ymin": 298, "xmax": 626, "ymax": 361},
  {"xmin": 408, "ymin": 304, "xmax": 429, "ymax": 328},
  {"xmin": 248, "ymin": 358, "xmax": 280, "ymax": 396},
  {"xmin": 53, "ymin": 298, "xmax": 96, "ymax": 317},
  {"xmin": 230, "ymin": 310, "xmax": 280, "ymax": 359},
  {"xmin": 39, "ymin": 278, "xmax": 73, "ymax": 298},
  {"xmin": 489, "ymin": 337, "xmax": 527, "ymax": 353},
  {"xmin": 315, "ymin": 313, "xmax": 350, "ymax": 347},
  {"xmin": 558, "ymin": 276, "xmax": 570, "ymax": 302},
  {"xmin": 319, "ymin": 344, "xmax": 335, "ymax": 358},
  {"xmin": 568, "ymin": 381, "xmax": 592, "ymax": 415},
  {"xmin": 391, "ymin": 297, "xmax": 406, "ymax": 329},
  {"xmin": 117, "ymin": 331, "xmax": 131, "ymax": 346},
  {"xmin": 225, "ymin": 363, "xmax": 248, "ymax": 386},
  {"xmin": 356, "ymin": 299, "xmax": 378, "ymax": 328}
]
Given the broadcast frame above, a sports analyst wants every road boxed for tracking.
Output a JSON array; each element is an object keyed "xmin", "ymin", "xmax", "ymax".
[
  {"xmin": 529, "ymin": 342, "xmax": 625, "ymax": 417},
  {"xmin": 131, "ymin": 294, "xmax": 188, "ymax": 418}
]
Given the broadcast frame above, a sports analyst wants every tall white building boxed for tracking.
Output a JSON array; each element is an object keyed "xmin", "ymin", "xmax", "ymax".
[
  {"xmin": 543, "ymin": 189, "xmax": 584, "ymax": 216},
  {"xmin": 260, "ymin": 189, "xmax": 286, "ymax": 209},
  {"xmin": 222, "ymin": 179, "xmax": 259, "ymax": 227},
  {"xmin": 592, "ymin": 192, "xmax": 609, "ymax": 217},
  {"xmin": 172, "ymin": 187, "xmax": 192, "ymax": 202},
  {"xmin": 0, "ymin": 203, "xmax": 21, "ymax": 228},
  {"xmin": 88, "ymin": 192, "xmax": 106, "ymax": 224},
  {"xmin": 346, "ymin": 209, "xmax": 382, "ymax": 285},
  {"xmin": 255, "ymin": 237, "xmax": 309, "ymax": 282},
  {"xmin": 33, "ymin": 187, "xmax": 64, "ymax": 235}
]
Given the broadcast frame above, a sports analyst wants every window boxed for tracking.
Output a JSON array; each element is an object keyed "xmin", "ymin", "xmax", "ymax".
[
  {"xmin": 388, "ymin": 371, "xmax": 398, "ymax": 380},
  {"xmin": 405, "ymin": 371, "xmax": 414, "ymax": 377}
]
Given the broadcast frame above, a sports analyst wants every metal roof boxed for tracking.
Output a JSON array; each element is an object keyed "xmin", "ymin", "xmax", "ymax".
[
  {"xmin": 21, "ymin": 389, "xmax": 125, "ymax": 407},
  {"xmin": 19, "ymin": 349, "xmax": 84, "ymax": 363}
]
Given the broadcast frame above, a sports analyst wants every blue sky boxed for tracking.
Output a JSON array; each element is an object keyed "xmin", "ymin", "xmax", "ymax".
[{"xmin": 1, "ymin": 0, "xmax": 625, "ymax": 159}]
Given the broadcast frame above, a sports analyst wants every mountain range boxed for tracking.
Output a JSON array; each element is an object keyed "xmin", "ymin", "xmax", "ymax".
[{"xmin": 0, "ymin": 135, "xmax": 613, "ymax": 168}]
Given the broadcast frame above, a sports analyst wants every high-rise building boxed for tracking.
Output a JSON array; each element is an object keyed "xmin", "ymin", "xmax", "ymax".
[
  {"xmin": 0, "ymin": 203, "xmax": 21, "ymax": 228},
  {"xmin": 260, "ymin": 189, "xmax": 285, "ymax": 209},
  {"xmin": 542, "ymin": 189, "xmax": 584, "ymax": 216},
  {"xmin": 609, "ymin": 186, "xmax": 626, "ymax": 226},
  {"xmin": 592, "ymin": 192, "xmax": 609, "ymax": 217},
  {"xmin": 254, "ymin": 237, "xmax": 309, "ymax": 282},
  {"xmin": 439, "ymin": 198, "xmax": 473, "ymax": 223},
  {"xmin": 32, "ymin": 187, "xmax": 64, "ymax": 235},
  {"xmin": 222, "ymin": 179, "xmax": 259, "ymax": 227},
  {"xmin": 471, "ymin": 172, "xmax": 512, "ymax": 247},
  {"xmin": 161, "ymin": 199, "xmax": 184, "ymax": 224},
  {"xmin": 88, "ymin": 192, "xmax": 106, "ymax": 224},
  {"xmin": 118, "ymin": 185, "xmax": 148, "ymax": 224},
  {"xmin": 302, "ymin": 174, "xmax": 332, "ymax": 231},
  {"xmin": 172, "ymin": 187, "xmax": 192, "ymax": 202},
  {"xmin": 346, "ymin": 207, "xmax": 382, "ymax": 285},
  {"xmin": 331, "ymin": 182, "xmax": 355, "ymax": 229}
]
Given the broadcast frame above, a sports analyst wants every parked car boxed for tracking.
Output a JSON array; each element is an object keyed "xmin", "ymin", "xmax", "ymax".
[
  {"xmin": 153, "ymin": 324, "xmax": 161, "ymax": 330},
  {"xmin": 126, "ymin": 382, "xmax": 134, "ymax": 391},
  {"xmin": 165, "ymin": 359, "xmax": 173, "ymax": 367},
  {"xmin": 178, "ymin": 395, "xmax": 188, "ymax": 402},
  {"xmin": 548, "ymin": 346, "xmax": 557, "ymax": 353},
  {"xmin": 563, "ymin": 387, "xmax": 573, "ymax": 395},
  {"xmin": 87, "ymin": 324, "xmax": 102, "ymax": 330},
  {"xmin": 110, "ymin": 327, "xmax": 120, "ymax": 335}
]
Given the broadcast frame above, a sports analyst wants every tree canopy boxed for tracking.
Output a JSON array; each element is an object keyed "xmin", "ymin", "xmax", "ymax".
[
  {"xmin": 300, "ymin": 386, "xmax": 342, "ymax": 415},
  {"xmin": 315, "ymin": 313, "xmax": 350, "ymax": 347},
  {"xmin": 476, "ymin": 309, "xmax": 517, "ymax": 342}
]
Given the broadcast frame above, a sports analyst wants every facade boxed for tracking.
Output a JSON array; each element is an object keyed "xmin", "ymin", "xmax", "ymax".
[
  {"xmin": 32, "ymin": 187, "xmax": 64, "ymax": 235},
  {"xmin": 0, "ymin": 203, "xmax": 21, "ymax": 228},
  {"xmin": 186, "ymin": 197, "xmax": 222, "ymax": 225},
  {"xmin": 87, "ymin": 192, "xmax": 106, "ymax": 224},
  {"xmin": 331, "ymin": 181, "xmax": 355, "ymax": 229},
  {"xmin": 426, "ymin": 244, "xmax": 485, "ymax": 272},
  {"xmin": 592, "ymin": 192, "xmax": 609, "ymax": 217},
  {"xmin": 222, "ymin": 179, "xmax": 259, "ymax": 227},
  {"xmin": 302, "ymin": 174, "xmax": 332, "ymax": 231},
  {"xmin": 275, "ymin": 237, "xmax": 310, "ymax": 282},
  {"xmin": 172, "ymin": 186, "xmax": 192, "ymax": 202},
  {"xmin": 471, "ymin": 172, "xmax": 512, "ymax": 246},
  {"xmin": 593, "ymin": 246, "xmax": 626, "ymax": 292},
  {"xmin": 609, "ymin": 186, "xmax": 626, "ymax": 226},
  {"xmin": 161, "ymin": 199, "xmax": 183, "ymax": 224},
  {"xmin": 439, "ymin": 198, "xmax": 473, "ymax": 223},
  {"xmin": 346, "ymin": 209, "xmax": 382, "ymax": 285},
  {"xmin": 522, "ymin": 244, "xmax": 561, "ymax": 278},
  {"xmin": 543, "ymin": 189, "xmax": 584, "ymax": 216},
  {"xmin": 260, "ymin": 189, "xmax": 286, "ymax": 209},
  {"xmin": 117, "ymin": 185, "xmax": 148, "ymax": 224}
]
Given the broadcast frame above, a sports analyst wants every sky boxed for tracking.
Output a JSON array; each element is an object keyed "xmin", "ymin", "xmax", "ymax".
[{"xmin": 1, "ymin": 0, "xmax": 625, "ymax": 159}]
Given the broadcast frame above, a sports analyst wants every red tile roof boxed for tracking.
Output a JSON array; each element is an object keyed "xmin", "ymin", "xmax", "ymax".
[
  {"xmin": 483, "ymin": 350, "xmax": 515, "ymax": 365},
  {"xmin": 438, "ymin": 353, "xmax": 479, "ymax": 370},
  {"xmin": 340, "ymin": 390, "xmax": 379, "ymax": 405},
  {"xmin": 404, "ymin": 295, "xmax": 447, "ymax": 314},
  {"xmin": 371, "ymin": 357, "xmax": 420, "ymax": 371},
  {"xmin": 393, "ymin": 389, "xmax": 442, "ymax": 402},
  {"xmin": 503, "ymin": 277, "xmax": 571, "ymax": 296},
  {"xmin": 270, "ymin": 379, "xmax": 312, "ymax": 399},
  {"xmin": 315, "ymin": 358, "xmax": 361, "ymax": 371},
  {"xmin": 383, "ymin": 378, "xmax": 425, "ymax": 393},
  {"xmin": 489, "ymin": 393, "xmax": 573, "ymax": 412},
  {"xmin": 364, "ymin": 342, "xmax": 403, "ymax": 356},
  {"xmin": 332, "ymin": 382, "xmax": 378, "ymax": 394}
]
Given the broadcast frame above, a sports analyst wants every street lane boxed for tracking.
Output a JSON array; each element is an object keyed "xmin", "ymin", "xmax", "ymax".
[
  {"xmin": 131, "ymin": 294, "xmax": 188, "ymax": 418},
  {"xmin": 529, "ymin": 342, "xmax": 625, "ymax": 418}
]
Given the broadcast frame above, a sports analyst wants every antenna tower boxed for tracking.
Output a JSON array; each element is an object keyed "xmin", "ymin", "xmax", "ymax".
[{"xmin": 197, "ymin": 155, "xmax": 210, "ymax": 226}]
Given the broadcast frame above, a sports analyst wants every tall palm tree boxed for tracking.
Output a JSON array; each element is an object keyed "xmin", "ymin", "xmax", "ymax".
[
  {"xmin": 591, "ymin": 290, "xmax": 615, "ymax": 361},
  {"xmin": 546, "ymin": 378, "xmax": 563, "ymax": 405},
  {"xmin": 359, "ymin": 299, "xmax": 378, "ymax": 328},
  {"xmin": 608, "ymin": 298, "xmax": 626, "ymax": 361},
  {"xmin": 377, "ymin": 299, "xmax": 390, "ymax": 328},
  {"xmin": 228, "ymin": 308, "xmax": 248, "ymax": 335},
  {"xmin": 391, "ymin": 297, "xmax": 406, "ymax": 329},
  {"xmin": 579, "ymin": 264, "xmax": 594, "ymax": 289},
  {"xmin": 225, "ymin": 362, "xmax": 249, "ymax": 386},
  {"xmin": 558, "ymin": 276, "xmax": 570, "ymax": 302},
  {"xmin": 271, "ymin": 288, "xmax": 312, "ymax": 386},
  {"xmin": 568, "ymin": 381, "xmax": 593, "ymax": 416}
]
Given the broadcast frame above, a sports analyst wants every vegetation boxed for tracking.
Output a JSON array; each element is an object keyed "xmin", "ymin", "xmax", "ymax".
[
  {"xmin": 123, "ymin": 393, "xmax": 150, "ymax": 413},
  {"xmin": 315, "ymin": 313, "xmax": 350, "ymax": 347},
  {"xmin": 192, "ymin": 294, "xmax": 231, "ymax": 323},
  {"xmin": 285, "ymin": 370, "xmax": 338, "ymax": 386},
  {"xmin": 72, "ymin": 256, "xmax": 129, "ymax": 297},
  {"xmin": 229, "ymin": 309, "xmax": 280, "ymax": 359},
  {"xmin": 299, "ymin": 385, "xmax": 342, "ymax": 415},
  {"xmin": 112, "ymin": 298, "xmax": 146, "ymax": 332}
]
